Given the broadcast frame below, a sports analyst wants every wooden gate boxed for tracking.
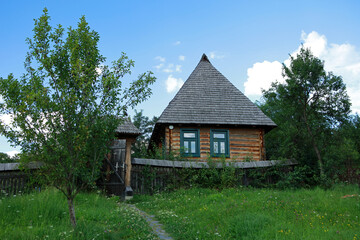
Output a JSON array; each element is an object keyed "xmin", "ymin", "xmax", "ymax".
[{"xmin": 100, "ymin": 139, "xmax": 126, "ymax": 196}]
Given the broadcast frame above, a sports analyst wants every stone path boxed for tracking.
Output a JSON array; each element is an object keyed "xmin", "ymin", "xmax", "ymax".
[{"xmin": 127, "ymin": 204, "xmax": 173, "ymax": 240}]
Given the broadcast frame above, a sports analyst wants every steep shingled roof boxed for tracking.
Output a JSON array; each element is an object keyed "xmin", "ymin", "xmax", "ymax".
[
  {"xmin": 115, "ymin": 118, "xmax": 140, "ymax": 136},
  {"xmin": 156, "ymin": 54, "xmax": 276, "ymax": 127}
]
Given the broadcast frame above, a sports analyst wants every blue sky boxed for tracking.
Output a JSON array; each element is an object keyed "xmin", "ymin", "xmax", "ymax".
[{"xmin": 1, "ymin": 0, "xmax": 360, "ymax": 155}]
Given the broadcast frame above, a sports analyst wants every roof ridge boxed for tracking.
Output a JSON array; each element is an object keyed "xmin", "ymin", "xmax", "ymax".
[
  {"xmin": 156, "ymin": 54, "xmax": 277, "ymax": 128},
  {"xmin": 200, "ymin": 53, "xmax": 210, "ymax": 63}
]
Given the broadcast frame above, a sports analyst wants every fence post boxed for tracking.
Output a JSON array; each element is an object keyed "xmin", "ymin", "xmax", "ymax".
[{"xmin": 124, "ymin": 139, "xmax": 135, "ymax": 200}]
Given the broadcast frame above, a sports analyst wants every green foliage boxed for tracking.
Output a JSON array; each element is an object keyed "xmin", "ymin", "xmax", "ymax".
[
  {"xmin": 132, "ymin": 110, "xmax": 158, "ymax": 158},
  {"xmin": 139, "ymin": 154, "xmax": 242, "ymax": 191},
  {"xmin": 141, "ymin": 165, "xmax": 158, "ymax": 194},
  {"xmin": 246, "ymin": 164, "xmax": 318, "ymax": 189},
  {"xmin": 183, "ymin": 157, "xmax": 239, "ymax": 189},
  {"xmin": 0, "ymin": 152, "xmax": 12, "ymax": 163},
  {"xmin": 322, "ymin": 114, "xmax": 360, "ymax": 183},
  {"xmin": 260, "ymin": 47, "xmax": 351, "ymax": 179},
  {"xmin": 140, "ymin": 142, "xmax": 186, "ymax": 161},
  {"xmin": 132, "ymin": 185, "xmax": 360, "ymax": 240},
  {"xmin": 0, "ymin": 8, "xmax": 155, "ymax": 227},
  {"xmin": 0, "ymin": 188, "xmax": 158, "ymax": 239},
  {"xmin": 138, "ymin": 147, "xmax": 320, "ymax": 190}
]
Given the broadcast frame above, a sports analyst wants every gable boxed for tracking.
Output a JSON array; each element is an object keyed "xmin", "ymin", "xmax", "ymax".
[{"xmin": 157, "ymin": 54, "xmax": 276, "ymax": 127}]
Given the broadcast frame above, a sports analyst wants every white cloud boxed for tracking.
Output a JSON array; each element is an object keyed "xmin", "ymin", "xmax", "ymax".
[
  {"xmin": 179, "ymin": 55, "xmax": 185, "ymax": 61},
  {"xmin": 163, "ymin": 64, "xmax": 174, "ymax": 73},
  {"xmin": 166, "ymin": 75, "xmax": 184, "ymax": 93},
  {"xmin": 175, "ymin": 65, "xmax": 182, "ymax": 72},
  {"xmin": 0, "ymin": 114, "xmax": 14, "ymax": 126},
  {"xmin": 95, "ymin": 65, "xmax": 104, "ymax": 75},
  {"xmin": 6, "ymin": 150, "xmax": 20, "ymax": 158},
  {"xmin": 173, "ymin": 41, "xmax": 181, "ymax": 46},
  {"xmin": 244, "ymin": 31, "xmax": 360, "ymax": 114},
  {"xmin": 155, "ymin": 56, "xmax": 166, "ymax": 62},
  {"xmin": 245, "ymin": 61, "xmax": 283, "ymax": 96},
  {"xmin": 154, "ymin": 63, "xmax": 164, "ymax": 70},
  {"xmin": 209, "ymin": 51, "xmax": 225, "ymax": 60}
]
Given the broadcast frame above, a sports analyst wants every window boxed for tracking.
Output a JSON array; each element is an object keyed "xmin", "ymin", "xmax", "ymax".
[
  {"xmin": 180, "ymin": 129, "xmax": 200, "ymax": 157},
  {"xmin": 210, "ymin": 130, "xmax": 229, "ymax": 157}
]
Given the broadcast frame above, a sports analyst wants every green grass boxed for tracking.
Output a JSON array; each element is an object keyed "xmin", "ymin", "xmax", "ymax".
[
  {"xmin": 132, "ymin": 185, "xmax": 360, "ymax": 240},
  {"xmin": 0, "ymin": 189, "xmax": 159, "ymax": 240}
]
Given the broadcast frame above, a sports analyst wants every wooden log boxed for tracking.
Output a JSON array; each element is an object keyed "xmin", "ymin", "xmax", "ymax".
[{"xmin": 125, "ymin": 140, "xmax": 133, "ymax": 187}]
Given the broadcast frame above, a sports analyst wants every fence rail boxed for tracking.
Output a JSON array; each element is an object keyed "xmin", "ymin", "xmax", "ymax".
[
  {"xmin": 130, "ymin": 158, "xmax": 298, "ymax": 194},
  {"xmin": 132, "ymin": 158, "xmax": 298, "ymax": 168},
  {"xmin": 1, "ymin": 159, "xmax": 299, "ymax": 196}
]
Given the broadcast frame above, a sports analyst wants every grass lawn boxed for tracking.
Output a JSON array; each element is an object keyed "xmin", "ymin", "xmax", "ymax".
[
  {"xmin": 132, "ymin": 185, "xmax": 360, "ymax": 240},
  {"xmin": 0, "ymin": 188, "xmax": 159, "ymax": 240}
]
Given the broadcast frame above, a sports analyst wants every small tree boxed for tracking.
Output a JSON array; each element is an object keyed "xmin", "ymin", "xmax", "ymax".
[
  {"xmin": 262, "ymin": 47, "xmax": 351, "ymax": 178},
  {"xmin": 132, "ymin": 110, "xmax": 158, "ymax": 157},
  {"xmin": 0, "ymin": 9, "xmax": 155, "ymax": 227}
]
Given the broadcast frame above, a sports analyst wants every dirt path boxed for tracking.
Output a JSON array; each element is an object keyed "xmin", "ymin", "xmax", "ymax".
[{"xmin": 127, "ymin": 204, "xmax": 173, "ymax": 240}]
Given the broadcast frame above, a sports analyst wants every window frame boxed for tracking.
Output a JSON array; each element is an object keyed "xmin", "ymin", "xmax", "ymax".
[
  {"xmin": 180, "ymin": 129, "xmax": 200, "ymax": 157},
  {"xmin": 210, "ymin": 129, "xmax": 229, "ymax": 157}
]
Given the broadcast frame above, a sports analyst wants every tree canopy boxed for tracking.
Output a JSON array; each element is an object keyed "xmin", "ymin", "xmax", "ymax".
[
  {"xmin": 0, "ymin": 9, "xmax": 155, "ymax": 227},
  {"xmin": 260, "ymin": 47, "xmax": 351, "ymax": 179},
  {"xmin": 132, "ymin": 109, "xmax": 158, "ymax": 157}
]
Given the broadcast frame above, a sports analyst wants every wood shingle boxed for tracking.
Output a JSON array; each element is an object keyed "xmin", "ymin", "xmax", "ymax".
[{"xmin": 157, "ymin": 54, "xmax": 276, "ymax": 128}]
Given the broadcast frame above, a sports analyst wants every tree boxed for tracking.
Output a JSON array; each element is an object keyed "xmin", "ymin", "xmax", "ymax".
[
  {"xmin": 261, "ymin": 47, "xmax": 351, "ymax": 179},
  {"xmin": 132, "ymin": 110, "xmax": 158, "ymax": 157},
  {"xmin": 323, "ymin": 114, "xmax": 360, "ymax": 179},
  {"xmin": 0, "ymin": 9, "xmax": 155, "ymax": 227},
  {"xmin": 0, "ymin": 152, "xmax": 12, "ymax": 163}
]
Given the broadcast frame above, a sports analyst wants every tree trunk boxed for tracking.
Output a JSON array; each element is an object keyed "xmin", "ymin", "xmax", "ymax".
[
  {"xmin": 305, "ymin": 121, "xmax": 325, "ymax": 178},
  {"xmin": 303, "ymin": 107, "xmax": 325, "ymax": 179},
  {"xmin": 313, "ymin": 141, "xmax": 325, "ymax": 178},
  {"xmin": 67, "ymin": 197, "xmax": 77, "ymax": 228}
]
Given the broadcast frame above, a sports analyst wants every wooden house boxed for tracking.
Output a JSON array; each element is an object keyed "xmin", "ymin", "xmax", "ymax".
[{"xmin": 150, "ymin": 54, "xmax": 276, "ymax": 161}]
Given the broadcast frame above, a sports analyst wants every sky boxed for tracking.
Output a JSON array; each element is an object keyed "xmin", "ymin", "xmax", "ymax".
[{"xmin": 0, "ymin": 0, "xmax": 360, "ymax": 156}]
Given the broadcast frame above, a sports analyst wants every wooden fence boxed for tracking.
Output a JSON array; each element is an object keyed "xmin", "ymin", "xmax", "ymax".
[
  {"xmin": 0, "ymin": 162, "xmax": 41, "ymax": 196},
  {"xmin": 130, "ymin": 158, "xmax": 298, "ymax": 194},
  {"xmin": 1, "ymin": 158, "xmax": 299, "ymax": 196}
]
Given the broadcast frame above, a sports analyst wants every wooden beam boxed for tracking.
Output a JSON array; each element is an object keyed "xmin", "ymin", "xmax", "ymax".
[
  {"xmin": 124, "ymin": 138, "xmax": 136, "ymax": 200},
  {"xmin": 124, "ymin": 139, "xmax": 133, "ymax": 187}
]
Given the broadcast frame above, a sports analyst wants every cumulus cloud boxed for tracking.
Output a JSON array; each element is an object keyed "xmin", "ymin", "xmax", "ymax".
[
  {"xmin": 154, "ymin": 63, "xmax": 164, "ymax": 70},
  {"xmin": 0, "ymin": 114, "xmax": 13, "ymax": 126},
  {"xmin": 166, "ymin": 75, "xmax": 184, "ymax": 93},
  {"xmin": 209, "ymin": 51, "xmax": 225, "ymax": 60},
  {"xmin": 163, "ymin": 64, "xmax": 174, "ymax": 73},
  {"xmin": 6, "ymin": 150, "xmax": 20, "ymax": 158},
  {"xmin": 179, "ymin": 55, "xmax": 185, "ymax": 61},
  {"xmin": 175, "ymin": 65, "xmax": 182, "ymax": 72},
  {"xmin": 173, "ymin": 41, "xmax": 181, "ymax": 46},
  {"xmin": 155, "ymin": 56, "xmax": 166, "ymax": 62},
  {"xmin": 245, "ymin": 61, "xmax": 283, "ymax": 96},
  {"xmin": 244, "ymin": 31, "xmax": 360, "ymax": 114}
]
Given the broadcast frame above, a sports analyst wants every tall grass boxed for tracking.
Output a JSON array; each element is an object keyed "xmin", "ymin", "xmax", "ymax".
[
  {"xmin": 132, "ymin": 185, "xmax": 360, "ymax": 240},
  {"xmin": 0, "ymin": 188, "xmax": 158, "ymax": 240}
]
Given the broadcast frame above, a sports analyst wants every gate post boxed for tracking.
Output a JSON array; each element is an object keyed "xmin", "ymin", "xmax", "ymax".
[
  {"xmin": 114, "ymin": 118, "xmax": 140, "ymax": 200},
  {"xmin": 124, "ymin": 138, "xmax": 135, "ymax": 200}
]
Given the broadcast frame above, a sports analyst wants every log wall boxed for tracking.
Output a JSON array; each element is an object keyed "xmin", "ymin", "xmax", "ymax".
[{"xmin": 164, "ymin": 125, "xmax": 265, "ymax": 161}]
